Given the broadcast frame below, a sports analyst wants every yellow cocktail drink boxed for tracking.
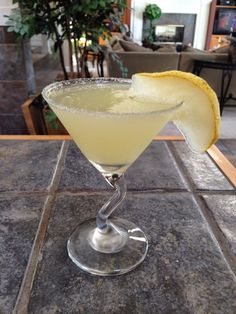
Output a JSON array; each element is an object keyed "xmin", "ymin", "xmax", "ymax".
[
  {"xmin": 50, "ymin": 82, "xmax": 178, "ymax": 175},
  {"xmin": 42, "ymin": 73, "xmax": 220, "ymax": 276}
]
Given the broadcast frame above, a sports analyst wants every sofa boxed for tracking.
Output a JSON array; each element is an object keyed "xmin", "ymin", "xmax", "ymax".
[{"xmin": 105, "ymin": 40, "xmax": 236, "ymax": 103}]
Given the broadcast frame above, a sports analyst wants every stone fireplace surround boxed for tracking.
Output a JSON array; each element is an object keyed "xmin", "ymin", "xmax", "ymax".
[
  {"xmin": 143, "ymin": 13, "xmax": 197, "ymax": 46},
  {"xmin": 130, "ymin": 0, "xmax": 212, "ymax": 50}
]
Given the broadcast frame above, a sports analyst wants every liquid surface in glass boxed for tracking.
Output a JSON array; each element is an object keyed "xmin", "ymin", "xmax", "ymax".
[{"xmin": 49, "ymin": 83, "xmax": 177, "ymax": 175}]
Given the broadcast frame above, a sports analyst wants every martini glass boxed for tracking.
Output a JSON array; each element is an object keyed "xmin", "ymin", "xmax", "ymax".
[{"xmin": 42, "ymin": 78, "xmax": 182, "ymax": 276}]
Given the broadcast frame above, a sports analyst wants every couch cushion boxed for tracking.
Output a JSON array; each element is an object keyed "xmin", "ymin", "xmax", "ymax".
[
  {"xmin": 179, "ymin": 52, "xmax": 228, "ymax": 72},
  {"xmin": 107, "ymin": 51, "xmax": 179, "ymax": 78},
  {"xmin": 119, "ymin": 39, "xmax": 152, "ymax": 52},
  {"xmin": 179, "ymin": 52, "xmax": 228, "ymax": 97}
]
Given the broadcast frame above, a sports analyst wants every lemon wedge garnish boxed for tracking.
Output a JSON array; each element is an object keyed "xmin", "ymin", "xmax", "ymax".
[{"xmin": 132, "ymin": 71, "xmax": 221, "ymax": 152}]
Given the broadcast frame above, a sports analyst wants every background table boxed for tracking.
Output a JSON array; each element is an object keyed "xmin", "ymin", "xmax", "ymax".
[
  {"xmin": 1, "ymin": 137, "xmax": 236, "ymax": 314},
  {"xmin": 193, "ymin": 59, "xmax": 236, "ymax": 115}
]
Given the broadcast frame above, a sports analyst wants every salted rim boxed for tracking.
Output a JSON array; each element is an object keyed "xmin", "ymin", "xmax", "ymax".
[{"xmin": 42, "ymin": 77, "xmax": 183, "ymax": 117}]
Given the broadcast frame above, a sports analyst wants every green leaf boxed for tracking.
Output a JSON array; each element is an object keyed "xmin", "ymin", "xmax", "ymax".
[
  {"xmin": 7, "ymin": 26, "xmax": 15, "ymax": 32},
  {"xmin": 99, "ymin": 0, "xmax": 106, "ymax": 8}
]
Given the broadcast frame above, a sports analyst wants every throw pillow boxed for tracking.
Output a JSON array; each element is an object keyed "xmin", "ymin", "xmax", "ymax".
[
  {"xmin": 211, "ymin": 45, "xmax": 229, "ymax": 53},
  {"xmin": 123, "ymin": 34, "xmax": 134, "ymax": 42},
  {"xmin": 119, "ymin": 39, "xmax": 152, "ymax": 52},
  {"xmin": 109, "ymin": 32, "xmax": 124, "ymax": 47},
  {"xmin": 112, "ymin": 40, "xmax": 125, "ymax": 52},
  {"xmin": 181, "ymin": 45, "xmax": 206, "ymax": 53}
]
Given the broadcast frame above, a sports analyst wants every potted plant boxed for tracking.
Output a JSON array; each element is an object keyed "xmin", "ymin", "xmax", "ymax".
[
  {"xmin": 143, "ymin": 4, "xmax": 161, "ymax": 45},
  {"xmin": 6, "ymin": 0, "xmax": 127, "ymax": 134}
]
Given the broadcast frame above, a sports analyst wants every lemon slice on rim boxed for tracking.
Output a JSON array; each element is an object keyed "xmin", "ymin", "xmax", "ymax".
[{"xmin": 132, "ymin": 71, "xmax": 221, "ymax": 152}]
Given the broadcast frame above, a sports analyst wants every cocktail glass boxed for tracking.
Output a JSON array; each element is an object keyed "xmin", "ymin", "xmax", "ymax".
[{"xmin": 42, "ymin": 78, "xmax": 182, "ymax": 276}]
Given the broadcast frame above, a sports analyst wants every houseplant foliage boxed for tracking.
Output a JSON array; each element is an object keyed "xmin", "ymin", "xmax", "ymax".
[
  {"xmin": 6, "ymin": 0, "xmax": 127, "ymax": 134},
  {"xmin": 143, "ymin": 4, "xmax": 161, "ymax": 44},
  {"xmin": 6, "ymin": 0, "xmax": 127, "ymax": 79}
]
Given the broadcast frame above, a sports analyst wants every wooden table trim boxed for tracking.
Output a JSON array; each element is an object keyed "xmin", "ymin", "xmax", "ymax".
[
  {"xmin": 0, "ymin": 135, "xmax": 185, "ymax": 141},
  {"xmin": 0, "ymin": 135, "xmax": 72, "ymax": 141},
  {"xmin": 207, "ymin": 145, "xmax": 236, "ymax": 188},
  {"xmin": 0, "ymin": 135, "xmax": 235, "ymax": 187}
]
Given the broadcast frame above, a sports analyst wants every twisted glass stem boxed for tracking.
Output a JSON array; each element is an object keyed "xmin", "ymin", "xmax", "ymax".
[
  {"xmin": 87, "ymin": 174, "xmax": 128, "ymax": 253},
  {"xmin": 96, "ymin": 174, "xmax": 127, "ymax": 232}
]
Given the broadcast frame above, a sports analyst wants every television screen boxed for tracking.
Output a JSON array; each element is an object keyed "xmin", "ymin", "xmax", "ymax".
[{"xmin": 214, "ymin": 9, "xmax": 236, "ymax": 34}]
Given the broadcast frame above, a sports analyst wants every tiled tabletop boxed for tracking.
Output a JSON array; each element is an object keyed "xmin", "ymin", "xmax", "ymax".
[{"xmin": 0, "ymin": 140, "xmax": 236, "ymax": 314}]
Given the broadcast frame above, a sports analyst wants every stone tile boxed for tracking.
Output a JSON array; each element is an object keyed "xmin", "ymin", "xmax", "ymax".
[
  {"xmin": 59, "ymin": 141, "xmax": 187, "ymax": 191},
  {"xmin": 0, "ymin": 81, "xmax": 28, "ymax": 114},
  {"xmin": 0, "ymin": 44, "xmax": 26, "ymax": 80},
  {"xmin": 203, "ymin": 195, "xmax": 236, "ymax": 256},
  {"xmin": 126, "ymin": 141, "xmax": 187, "ymax": 190},
  {"xmin": 0, "ymin": 195, "xmax": 46, "ymax": 314},
  {"xmin": 172, "ymin": 141, "xmax": 234, "ymax": 190},
  {"xmin": 0, "ymin": 114, "xmax": 28, "ymax": 135},
  {"xmin": 216, "ymin": 139, "xmax": 236, "ymax": 168},
  {"xmin": 58, "ymin": 141, "xmax": 107, "ymax": 191},
  {"xmin": 28, "ymin": 193, "xmax": 236, "ymax": 314},
  {"xmin": 216, "ymin": 139, "xmax": 236, "ymax": 156},
  {"xmin": 0, "ymin": 141, "xmax": 62, "ymax": 192}
]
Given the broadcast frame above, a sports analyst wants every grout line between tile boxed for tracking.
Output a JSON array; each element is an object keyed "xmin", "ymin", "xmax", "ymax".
[
  {"xmin": 47, "ymin": 141, "xmax": 69, "ymax": 193},
  {"xmin": 0, "ymin": 187, "xmax": 235, "ymax": 199},
  {"xmin": 164, "ymin": 142, "xmax": 194, "ymax": 190},
  {"xmin": 0, "ymin": 191, "xmax": 50, "ymax": 198},
  {"xmin": 13, "ymin": 194, "xmax": 55, "ymax": 314},
  {"xmin": 166, "ymin": 141, "xmax": 236, "ymax": 281},
  {"xmin": 13, "ymin": 141, "xmax": 69, "ymax": 314},
  {"xmin": 194, "ymin": 195, "xmax": 236, "ymax": 279}
]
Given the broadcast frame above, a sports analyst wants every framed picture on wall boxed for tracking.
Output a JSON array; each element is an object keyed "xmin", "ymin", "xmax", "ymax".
[{"xmin": 214, "ymin": 8, "xmax": 236, "ymax": 34}]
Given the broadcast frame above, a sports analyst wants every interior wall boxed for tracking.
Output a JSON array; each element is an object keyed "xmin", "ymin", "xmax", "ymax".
[
  {"xmin": 130, "ymin": 0, "xmax": 212, "ymax": 50},
  {"xmin": 0, "ymin": 0, "xmax": 17, "ymax": 26}
]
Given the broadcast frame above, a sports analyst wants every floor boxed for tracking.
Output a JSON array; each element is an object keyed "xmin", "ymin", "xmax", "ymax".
[{"xmin": 34, "ymin": 53, "xmax": 236, "ymax": 167}]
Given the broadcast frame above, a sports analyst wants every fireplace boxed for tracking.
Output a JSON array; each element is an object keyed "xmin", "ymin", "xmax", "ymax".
[
  {"xmin": 143, "ymin": 13, "xmax": 197, "ymax": 45},
  {"xmin": 155, "ymin": 24, "xmax": 185, "ymax": 44}
]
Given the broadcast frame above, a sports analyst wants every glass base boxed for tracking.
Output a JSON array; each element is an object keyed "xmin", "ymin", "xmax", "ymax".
[{"xmin": 67, "ymin": 217, "xmax": 148, "ymax": 276}]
